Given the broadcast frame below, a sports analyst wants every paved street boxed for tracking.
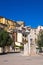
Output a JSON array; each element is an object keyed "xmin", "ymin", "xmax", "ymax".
[{"xmin": 0, "ymin": 53, "xmax": 43, "ymax": 65}]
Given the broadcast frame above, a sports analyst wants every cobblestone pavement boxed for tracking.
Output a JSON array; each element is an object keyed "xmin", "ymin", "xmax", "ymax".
[{"xmin": 0, "ymin": 53, "xmax": 43, "ymax": 65}]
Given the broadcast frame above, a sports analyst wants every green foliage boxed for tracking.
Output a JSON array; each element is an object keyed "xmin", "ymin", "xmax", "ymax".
[
  {"xmin": 37, "ymin": 31, "xmax": 43, "ymax": 51},
  {"xmin": 14, "ymin": 45, "xmax": 24, "ymax": 50},
  {"xmin": 0, "ymin": 30, "xmax": 13, "ymax": 47}
]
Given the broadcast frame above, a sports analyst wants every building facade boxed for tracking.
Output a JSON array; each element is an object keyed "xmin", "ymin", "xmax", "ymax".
[{"xmin": 0, "ymin": 16, "xmax": 16, "ymax": 32}]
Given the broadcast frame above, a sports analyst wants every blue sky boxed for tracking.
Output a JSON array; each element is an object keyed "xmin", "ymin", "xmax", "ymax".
[{"xmin": 0, "ymin": 0, "xmax": 43, "ymax": 28}]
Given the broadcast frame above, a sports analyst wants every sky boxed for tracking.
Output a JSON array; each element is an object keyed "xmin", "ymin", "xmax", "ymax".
[{"xmin": 0, "ymin": 0, "xmax": 43, "ymax": 28}]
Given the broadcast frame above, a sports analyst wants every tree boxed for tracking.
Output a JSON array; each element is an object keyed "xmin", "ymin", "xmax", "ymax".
[
  {"xmin": 0, "ymin": 30, "xmax": 13, "ymax": 53},
  {"xmin": 37, "ymin": 30, "xmax": 43, "ymax": 52}
]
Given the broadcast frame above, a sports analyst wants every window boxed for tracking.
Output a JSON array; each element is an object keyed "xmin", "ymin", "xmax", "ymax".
[{"xmin": 30, "ymin": 38, "xmax": 33, "ymax": 45}]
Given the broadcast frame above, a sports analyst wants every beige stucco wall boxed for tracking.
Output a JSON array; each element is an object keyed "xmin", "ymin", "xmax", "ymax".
[{"xmin": 0, "ymin": 17, "xmax": 16, "ymax": 31}]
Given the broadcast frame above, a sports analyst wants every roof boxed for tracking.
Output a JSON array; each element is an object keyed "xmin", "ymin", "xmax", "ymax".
[
  {"xmin": 0, "ymin": 16, "xmax": 16, "ymax": 23},
  {"xmin": 17, "ymin": 21, "xmax": 24, "ymax": 25}
]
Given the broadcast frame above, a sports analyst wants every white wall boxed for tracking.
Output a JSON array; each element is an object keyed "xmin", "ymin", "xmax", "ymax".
[
  {"xmin": 17, "ymin": 32, "xmax": 22, "ymax": 43},
  {"xmin": 15, "ymin": 42, "xmax": 21, "ymax": 46}
]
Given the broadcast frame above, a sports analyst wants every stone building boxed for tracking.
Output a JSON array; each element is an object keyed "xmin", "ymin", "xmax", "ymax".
[
  {"xmin": 0, "ymin": 16, "xmax": 25, "ymax": 52},
  {"xmin": 0, "ymin": 16, "xmax": 16, "ymax": 32},
  {"xmin": 23, "ymin": 26, "xmax": 43, "ymax": 56}
]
